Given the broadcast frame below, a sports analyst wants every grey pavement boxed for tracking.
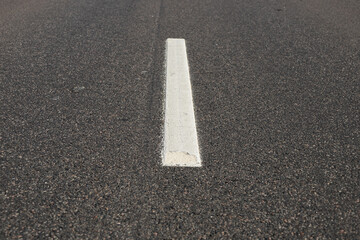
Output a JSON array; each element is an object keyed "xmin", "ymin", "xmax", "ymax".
[{"xmin": 1, "ymin": 0, "xmax": 359, "ymax": 238}]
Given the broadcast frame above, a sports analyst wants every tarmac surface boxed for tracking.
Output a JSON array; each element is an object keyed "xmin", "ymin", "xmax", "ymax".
[{"xmin": 1, "ymin": 0, "xmax": 359, "ymax": 238}]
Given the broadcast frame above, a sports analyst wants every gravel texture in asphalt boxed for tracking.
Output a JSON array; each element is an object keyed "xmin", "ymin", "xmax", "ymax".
[{"xmin": 1, "ymin": 0, "xmax": 359, "ymax": 238}]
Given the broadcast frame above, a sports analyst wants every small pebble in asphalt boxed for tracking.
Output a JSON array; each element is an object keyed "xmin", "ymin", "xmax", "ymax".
[{"xmin": 73, "ymin": 86, "xmax": 85, "ymax": 92}]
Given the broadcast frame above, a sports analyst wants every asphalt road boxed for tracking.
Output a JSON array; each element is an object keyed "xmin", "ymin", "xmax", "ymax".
[{"xmin": 1, "ymin": 0, "xmax": 359, "ymax": 238}]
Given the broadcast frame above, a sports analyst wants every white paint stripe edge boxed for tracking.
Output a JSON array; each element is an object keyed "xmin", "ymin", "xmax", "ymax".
[{"xmin": 162, "ymin": 38, "xmax": 201, "ymax": 167}]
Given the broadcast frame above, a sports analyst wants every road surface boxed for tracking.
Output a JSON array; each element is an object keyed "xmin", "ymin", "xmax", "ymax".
[{"xmin": 1, "ymin": 0, "xmax": 359, "ymax": 238}]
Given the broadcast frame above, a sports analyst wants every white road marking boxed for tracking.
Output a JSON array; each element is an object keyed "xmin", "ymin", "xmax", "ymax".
[{"xmin": 162, "ymin": 38, "xmax": 201, "ymax": 167}]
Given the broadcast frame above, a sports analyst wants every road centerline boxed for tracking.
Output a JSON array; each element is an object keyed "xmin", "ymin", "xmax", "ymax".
[{"xmin": 162, "ymin": 38, "xmax": 201, "ymax": 167}]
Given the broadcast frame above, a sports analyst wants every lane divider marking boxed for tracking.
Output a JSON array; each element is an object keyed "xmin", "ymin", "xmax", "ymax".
[{"xmin": 162, "ymin": 38, "xmax": 201, "ymax": 167}]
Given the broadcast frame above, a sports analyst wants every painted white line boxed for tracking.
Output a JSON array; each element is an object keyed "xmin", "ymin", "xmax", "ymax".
[{"xmin": 162, "ymin": 38, "xmax": 201, "ymax": 167}]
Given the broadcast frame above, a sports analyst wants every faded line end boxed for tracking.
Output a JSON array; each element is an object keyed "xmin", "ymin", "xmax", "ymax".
[{"xmin": 163, "ymin": 151, "xmax": 201, "ymax": 167}]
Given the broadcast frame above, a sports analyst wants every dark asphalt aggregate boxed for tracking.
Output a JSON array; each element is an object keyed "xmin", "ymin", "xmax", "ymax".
[{"xmin": 1, "ymin": 0, "xmax": 359, "ymax": 238}]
